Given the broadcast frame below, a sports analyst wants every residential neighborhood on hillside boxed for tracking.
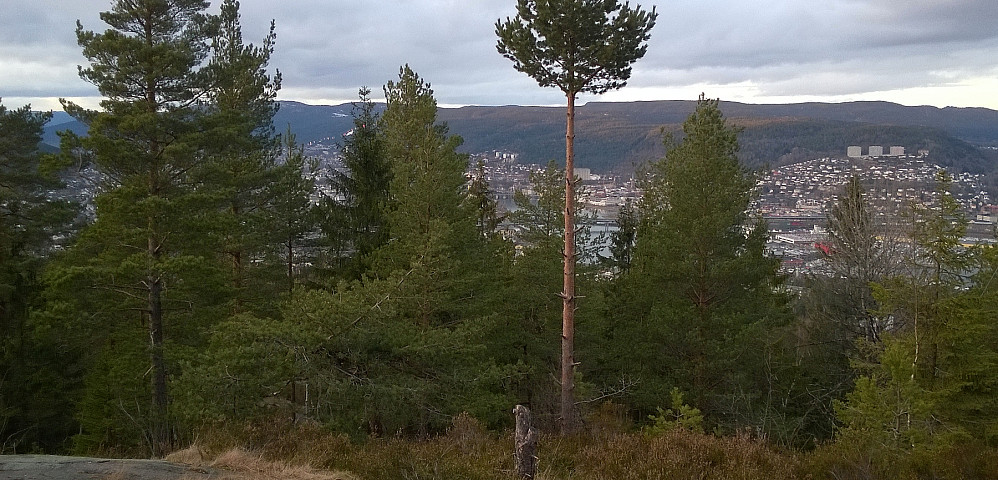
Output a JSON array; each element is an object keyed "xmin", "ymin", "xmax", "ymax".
[{"xmin": 299, "ymin": 137, "xmax": 997, "ymax": 276}]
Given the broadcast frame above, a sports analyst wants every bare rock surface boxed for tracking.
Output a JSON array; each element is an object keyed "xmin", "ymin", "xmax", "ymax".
[{"xmin": 0, "ymin": 455, "xmax": 221, "ymax": 480}]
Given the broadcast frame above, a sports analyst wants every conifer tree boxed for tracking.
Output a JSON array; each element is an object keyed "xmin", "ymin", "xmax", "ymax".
[
  {"xmin": 373, "ymin": 65, "xmax": 476, "ymax": 286},
  {"xmin": 270, "ymin": 130, "xmax": 318, "ymax": 293},
  {"xmin": 198, "ymin": 0, "xmax": 282, "ymax": 314},
  {"xmin": 323, "ymin": 88, "xmax": 390, "ymax": 281},
  {"xmin": 836, "ymin": 171, "xmax": 997, "ymax": 452},
  {"xmin": 0, "ymin": 101, "xmax": 78, "ymax": 452},
  {"xmin": 286, "ymin": 67, "xmax": 507, "ymax": 434},
  {"xmin": 611, "ymin": 96, "xmax": 790, "ymax": 432},
  {"xmin": 605, "ymin": 197, "xmax": 637, "ymax": 274},
  {"xmin": 53, "ymin": 0, "xmax": 274, "ymax": 453},
  {"xmin": 467, "ymin": 159, "xmax": 506, "ymax": 240},
  {"xmin": 496, "ymin": 0, "xmax": 657, "ymax": 431}
]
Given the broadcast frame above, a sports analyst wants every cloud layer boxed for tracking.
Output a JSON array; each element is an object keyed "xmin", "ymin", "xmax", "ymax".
[{"xmin": 5, "ymin": 0, "xmax": 998, "ymax": 110}]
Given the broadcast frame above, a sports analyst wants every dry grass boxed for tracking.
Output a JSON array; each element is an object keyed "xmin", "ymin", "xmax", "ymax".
[
  {"xmin": 175, "ymin": 413, "xmax": 998, "ymax": 480},
  {"xmin": 178, "ymin": 414, "xmax": 803, "ymax": 480},
  {"xmin": 167, "ymin": 445, "xmax": 359, "ymax": 480}
]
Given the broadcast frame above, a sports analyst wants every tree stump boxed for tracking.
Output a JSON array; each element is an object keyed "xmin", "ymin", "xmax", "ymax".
[{"xmin": 513, "ymin": 404, "xmax": 538, "ymax": 479}]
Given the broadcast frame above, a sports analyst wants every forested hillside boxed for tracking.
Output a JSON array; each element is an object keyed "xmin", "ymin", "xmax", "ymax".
[
  {"xmin": 441, "ymin": 101, "xmax": 998, "ymax": 173},
  {"xmin": 44, "ymin": 99, "xmax": 998, "ymax": 175}
]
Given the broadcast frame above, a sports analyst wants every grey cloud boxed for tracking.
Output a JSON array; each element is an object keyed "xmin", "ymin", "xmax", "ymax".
[{"xmin": 3, "ymin": 0, "xmax": 997, "ymax": 108}]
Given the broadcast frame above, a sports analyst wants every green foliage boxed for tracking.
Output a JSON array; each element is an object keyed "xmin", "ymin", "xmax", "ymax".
[
  {"xmin": 196, "ymin": 0, "xmax": 287, "ymax": 316},
  {"xmin": 172, "ymin": 313, "xmax": 307, "ymax": 428},
  {"xmin": 510, "ymin": 161, "xmax": 565, "ymax": 248},
  {"xmin": 498, "ymin": 0, "xmax": 659, "ymax": 431},
  {"xmin": 835, "ymin": 169, "xmax": 998, "ymax": 460},
  {"xmin": 602, "ymin": 95, "xmax": 792, "ymax": 436},
  {"xmin": 786, "ymin": 175, "xmax": 908, "ymax": 447},
  {"xmin": 497, "ymin": 162, "xmax": 567, "ymax": 418},
  {"xmin": 604, "ymin": 197, "xmax": 636, "ymax": 274},
  {"xmin": 13, "ymin": 0, "xmax": 998, "ymax": 460},
  {"xmin": 52, "ymin": 0, "xmax": 282, "ymax": 454},
  {"xmin": 0, "ymin": 101, "xmax": 79, "ymax": 453},
  {"xmin": 268, "ymin": 130, "xmax": 319, "ymax": 294},
  {"xmin": 71, "ymin": 323, "xmax": 150, "ymax": 456},
  {"xmin": 467, "ymin": 160, "xmax": 505, "ymax": 240},
  {"xmin": 283, "ymin": 281, "xmax": 507, "ymax": 436},
  {"xmin": 643, "ymin": 388, "xmax": 704, "ymax": 436},
  {"xmin": 322, "ymin": 88, "xmax": 390, "ymax": 281},
  {"xmin": 372, "ymin": 66, "xmax": 476, "ymax": 280},
  {"xmin": 278, "ymin": 67, "xmax": 510, "ymax": 435},
  {"xmin": 496, "ymin": 0, "xmax": 657, "ymax": 96}
]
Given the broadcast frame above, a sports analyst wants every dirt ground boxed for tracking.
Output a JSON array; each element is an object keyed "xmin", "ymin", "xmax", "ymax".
[{"xmin": 0, "ymin": 455, "xmax": 221, "ymax": 480}]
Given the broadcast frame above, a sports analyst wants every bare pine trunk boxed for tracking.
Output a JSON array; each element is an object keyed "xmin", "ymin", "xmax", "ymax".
[
  {"xmin": 148, "ymin": 243, "xmax": 168, "ymax": 455},
  {"xmin": 144, "ymin": 22, "xmax": 169, "ymax": 454},
  {"xmin": 561, "ymin": 92, "xmax": 577, "ymax": 434}
]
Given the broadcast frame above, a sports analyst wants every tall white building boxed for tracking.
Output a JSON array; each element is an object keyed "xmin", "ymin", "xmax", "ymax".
[
  {"xmin": 890, "ymin": 146, "xmax": 905, "ymax": 156},
  {"xmin": 847, "ymin": 146, "xmax": 862, "ymax": 157},
  {"xmin": 869, "ymin": 145, "xmax": 884, "ymax": 157}
]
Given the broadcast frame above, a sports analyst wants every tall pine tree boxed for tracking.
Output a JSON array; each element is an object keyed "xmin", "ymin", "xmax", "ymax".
[
  {"xmin": 51, "ymin": 0, "xmax": 276, "ymax": 454},
  {"xmin": 496, "ymin": 0, "xmax": 657, "ymax": 431}
]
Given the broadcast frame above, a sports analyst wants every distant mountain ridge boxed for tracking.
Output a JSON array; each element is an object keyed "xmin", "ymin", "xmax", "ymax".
[{"xmin": 44, "ymin": 100, "xmax": 998, "ymax": 174}]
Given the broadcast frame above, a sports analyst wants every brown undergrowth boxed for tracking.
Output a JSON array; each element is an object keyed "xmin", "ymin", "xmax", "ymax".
[
  {"xmin": 173, "ymin": 412, "xmax": 809, "ymax": 480},
  {"xmin": 168, "ymin": 410, "xmax": 998, "ymax": 479},
  {"xmin": 165, "ymin": 445, "xmax": 358, "ymax": 480}
]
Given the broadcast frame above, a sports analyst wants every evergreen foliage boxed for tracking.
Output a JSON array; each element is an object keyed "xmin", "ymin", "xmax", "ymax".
[
  {"xmin": 49, "ymin": 0, "xmax": 282, "ymax": 455},
  {"xmin": 269, "ymin": 130, "xmax": 319, "ymax": 294},
  {"xmin": 496, "ymin": 0, "xmax": 657, "ymax": 433},
  {"xmin": 0, "ymin": 101, "xmax": 78, "ymax": 452},
  {"xmin": 197, "ymin": 0, "xmax": 284, "ymax": 315},
  {"xmin": 605, "ymin": 197, "xmax": 637, "ymax": 274},
  {"xmin": 322, "ymin": 88, "xmax": 390, "ymax": 281},
  {"xmin": 6, "ymin": 1, "xmax": 998, "ymax": 470},
  {"xmin": 837, "ymin": 171, "xmax": 998, "ymax": 454},
  {"xmin": 467, "ymin": 160, "xmax": 506, "ymax": 241},
  {"xmin": 283, "ymin": 66, "xmax": 510, "ymax": 435},
  {"xmin": 787, "ymin": 176, "xmax": 910, "ymax": 445},
  {"xmin": 603, "ymin": 96, "xmax": 792, "ymax": 435}
]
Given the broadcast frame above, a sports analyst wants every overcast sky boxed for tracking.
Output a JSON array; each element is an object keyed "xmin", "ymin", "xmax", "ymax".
[{"xmin": 4, "ymin": 0, "xmax": 998, "ymax": 112}]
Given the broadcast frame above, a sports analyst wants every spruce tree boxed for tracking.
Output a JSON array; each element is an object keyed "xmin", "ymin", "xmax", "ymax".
[
  {"xmin": 373, "ymin": 65, "xmax": 476, "ymax": 286},
  {"xmin": 270, "ymin": 130, "xmax": 318, "ymax": 293},
  {"xmin": 496, "ymin": 0, "xmax": 657, "ymax": 431},
  {"xmin": 605, "ymin": 197, "xmax": 637, "ymax": 274},
  {"xmin": 323, "ymin": 88, "xmax": 390, "ymax": 281},
  {"xmin": 467, "ymin": 159, "xmax": 506, "ymax": 240}
]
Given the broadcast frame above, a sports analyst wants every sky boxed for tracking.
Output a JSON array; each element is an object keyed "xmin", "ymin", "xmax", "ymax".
[{"xmin": 4, "ymin": 0, "xmax": 998, "ymax": 112}]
